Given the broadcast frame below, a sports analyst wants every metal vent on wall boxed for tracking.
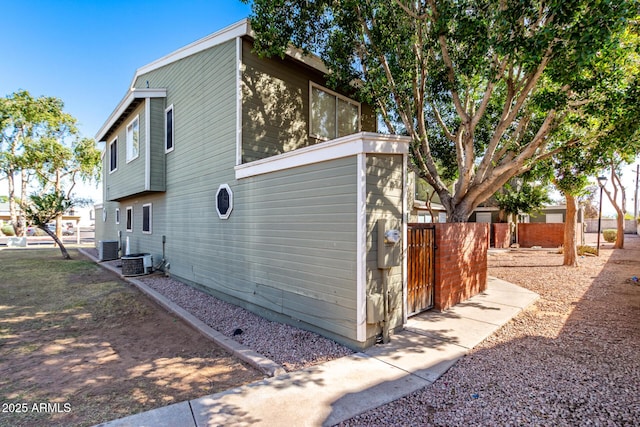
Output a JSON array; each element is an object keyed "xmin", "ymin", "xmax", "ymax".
[{"xmin": 98, "ymin": 240, "xmax": 119, "ymax": 261}]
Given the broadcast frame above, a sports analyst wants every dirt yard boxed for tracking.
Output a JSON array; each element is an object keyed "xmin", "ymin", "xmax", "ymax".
[
  {"xmin": 340, "ymin": 234, "xmax": 640, "ymax": 425},
  {"xmin": 0, "ymin": 249, "xmax": 263, "ymax": 427}
]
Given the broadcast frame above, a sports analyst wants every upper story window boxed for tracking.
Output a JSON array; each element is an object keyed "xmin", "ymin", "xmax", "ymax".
[
  {"xmin": 109, "ymin": 137, "xmax": 118, "ymax": 173},
  {"xmin": 309, "ymin": 82, "xmax": 360, "ymax": 141},
  {"xmin": 126, "ymin": 115, "xmax": 139, "ymax": 162},
  {"xmin": 165, "ymin": 105, "xmax": 174, "ymax": 153}
]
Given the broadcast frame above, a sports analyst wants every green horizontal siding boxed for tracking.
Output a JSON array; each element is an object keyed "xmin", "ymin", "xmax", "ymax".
[
  {"xmin": 365, "ymin": 154, "xmax": 405, "ymax": 340},
  {"xmin": 106, "ymin": 103, "xmax": 146, "ymax": 201},
  {"xmin": 149, "ymin": 98, "xmax": 166, "ymax": 191}
]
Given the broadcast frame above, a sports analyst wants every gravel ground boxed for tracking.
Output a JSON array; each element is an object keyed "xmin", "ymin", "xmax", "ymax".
[
  {"xmin": 339, "ymin": 235, "xmax": 640, "ymax": 426},
  {"xmin": 138, "ymin": 275, "xmax": 354, "ymax": 371}
]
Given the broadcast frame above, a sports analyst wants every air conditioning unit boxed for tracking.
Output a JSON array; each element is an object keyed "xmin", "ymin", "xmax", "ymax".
[
  {"xmin": 121, "ymin": 253, "xmax": 153, "ymax": 276},
  {"xmin": 98, "ymin": 240, "xmax": 119, "ymax": 261}
]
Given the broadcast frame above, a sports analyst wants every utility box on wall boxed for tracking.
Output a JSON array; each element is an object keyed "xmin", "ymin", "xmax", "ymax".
[{"xmin": 377, "ymin": 219, "xmax": 402, "ymax": 269}]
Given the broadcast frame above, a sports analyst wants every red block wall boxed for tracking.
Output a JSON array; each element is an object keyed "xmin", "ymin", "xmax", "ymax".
[
  {"xmin": 433, "ymin": 223, "xmax": 489, "ymax": 311},
  {"xmin": 518, "ymin": 223, "xmax": 564, "ymax": 248},
  {"xmin": 493, "ymin": 223, "xmax": 511, "ymax": 248}
]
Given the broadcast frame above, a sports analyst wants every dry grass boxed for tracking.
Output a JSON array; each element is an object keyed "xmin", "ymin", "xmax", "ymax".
[{"xmin": 0, "ymin": 248, "xmax": 262, "ymax": 427}]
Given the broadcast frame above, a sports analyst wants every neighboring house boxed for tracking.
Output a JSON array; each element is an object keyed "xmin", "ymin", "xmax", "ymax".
[
  {"xmin": 469, "ymin": 204, "xmax": 582, "ymax": 225},
  {"xmin": 95, "ymin": 19, "xmax": 411, "ymax": 349}
]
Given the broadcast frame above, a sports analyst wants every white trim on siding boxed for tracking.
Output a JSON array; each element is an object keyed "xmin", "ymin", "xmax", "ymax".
[
  {"xmin": 356, "ymin": 153, "xmax": 367, "ymax": 342},
  {"xmin": 235, "ymin": 132, "xmax": 410, "ymax": 179},
  {"xmin": 142, "ymin": 203, "xmax": 152, "ymax": 234},
  {"xmin": 144, "ymin": 99, "xmax": 151, "ymax": 190},
  {"xmin": 108, "ymin": 137, "xmax": 118, "ymax": 173},
  {"xmin": 402, "ymin": 153, "xmax": 409, "ymax": 326},
  {"xmin": 165, "ymin": 104, "xmax": 175, "ymax": 153},
  {"xmin": 236, "ymin": 37, "xmax": 243, "ymax": 166},
  {"xmin": 125, "ymin": 206, "xmax": 133, "ymax": 232}
]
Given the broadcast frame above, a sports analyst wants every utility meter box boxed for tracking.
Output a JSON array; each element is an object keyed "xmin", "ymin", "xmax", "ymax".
[{"xmin": 377, "ymin": 219, "xmax": 402, "ymax": 269}]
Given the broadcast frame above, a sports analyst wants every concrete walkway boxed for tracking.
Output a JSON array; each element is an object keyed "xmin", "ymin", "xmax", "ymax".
[{"xmin": 95, "ymin": 276, "xmax": 538, "ymax": 427}]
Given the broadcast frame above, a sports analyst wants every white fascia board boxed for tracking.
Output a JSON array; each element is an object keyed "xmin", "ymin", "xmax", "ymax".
[
  {"xmin": 95, "ymin": 88, "xmax": 167, "ymax": 142},
  {"xmin": 135, "ymin": 19, "xmax": 250, "ymax": 81},
  {"xmin": 235, "ymin": 132, "xmax": 410, "ymax": 179}
]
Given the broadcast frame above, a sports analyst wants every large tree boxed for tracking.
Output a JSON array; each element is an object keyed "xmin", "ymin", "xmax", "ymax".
[
  {"xmin": 246, "ymin": 0, "xmax": 637, "ymax": 221},
  {"xmin": 0, "ymin": 90, "xmax": 100, "ymax": 236}
]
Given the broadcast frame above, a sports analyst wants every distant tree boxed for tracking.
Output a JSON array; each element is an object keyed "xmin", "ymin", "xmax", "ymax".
[
  {"xmin": 22, "ymin": 191, "xmax": 73, "ymax": 259},
  {"xmin": 494, "ymin": 176, "xmax": 551, "ymax": 223},
  {"xmin": 581, "ymin": 186, "xmax": 599, "ymax": 219},
  {"xmin": 246, "ymin": 0, "xmax": 637, "ymax": 221},
  {"xmin": 0, "ymin": 90, "xmax": 100, "ymax": 237}
]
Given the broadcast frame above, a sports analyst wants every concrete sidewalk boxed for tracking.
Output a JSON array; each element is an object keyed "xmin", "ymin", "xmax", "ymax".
[{"xmin": 96, "ymin": 277, "xmax": 538, "ymax": 427}]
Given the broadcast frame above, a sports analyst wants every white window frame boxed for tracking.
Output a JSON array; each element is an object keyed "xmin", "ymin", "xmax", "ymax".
[
  {"xmin": 115, "ymin": 208, "xmax": 120, "ymax": 225},
  {"xmin": 142, "ymin": 203, "xmax": 152, "ymax": 234},
  {"xmin": 216, "ymin": 184, "xmax": 233, "ymax": 220},
  {"xmin": 109, "ymin": 137, "xmax": 118, "ymax": 173},
  {"xmin": 126, "ymin": 115, "xmax": 140, "ymax": 163},
  {"xmin": 125, "ymin": 206, "xmax": 133, "ymax": 232},
  {"xmin": 165, "ymin": 104, "xmax": 174, "ymax": 153},
  {"xmin": 309, "ymin": 82, "xmax": 360, "ymax": 141}
]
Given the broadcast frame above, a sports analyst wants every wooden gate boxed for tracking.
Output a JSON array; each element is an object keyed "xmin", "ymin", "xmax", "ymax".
[{"xmin": 407, "ymin": 223, "xmax": 436, "ymax": 315}]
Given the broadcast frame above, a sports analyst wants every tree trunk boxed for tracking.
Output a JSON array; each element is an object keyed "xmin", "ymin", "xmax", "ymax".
[
  {"xmin": 17, "ymin": 169, "xmax": 28, "ymax": 237},
  {"xmin": 614, "ymin": 212, "xmax": 625, "ymax": 249},
  {"xmin": 448, "ymin": 201, "xmax": 474, "ymax": 222},
  {"xmin": 563, "ymin": 193, "xmax": 578, "ymax": 267},
  {"xmin": 41, "ymin": 226, "xmax": 71, "ymax": 260},
  {"xmin": 7, "ymin": 168, "xmax": 20, "ymax": 236}
]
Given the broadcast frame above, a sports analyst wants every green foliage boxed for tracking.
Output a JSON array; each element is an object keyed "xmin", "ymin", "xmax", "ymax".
[
  {"xmin": 1, "ymin": 224, "xmax": 15, "ymax": 236},
  {"xmin": 577, "ymin": 245, "xmax": 597, "ymax": 256},
  {"xmin": 1, "ymin": 90, "xmax": 100, "ymax": 235},
  {"xmin": 23, "ymin": 191, "xmax": 73, "ymax": 227},
  {"xmin": 494, "ymin": 177, "xmax": 551, "ymax": 216},
  {"xmin": 603, "ymin": 229, "xmax": 617, "ymax": 243},
  {"xmin": 246, "ymin": 0, "xmax": 638, "ymax": 221}
]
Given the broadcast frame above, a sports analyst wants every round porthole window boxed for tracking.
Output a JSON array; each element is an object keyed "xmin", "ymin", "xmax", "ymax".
[{"xmin": 216, "ymin": 184, "xmax": 233, "ymax": 219}]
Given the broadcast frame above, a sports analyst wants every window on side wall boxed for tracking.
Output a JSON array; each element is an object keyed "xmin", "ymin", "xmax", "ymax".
[
  {"xmin": 126, "ymin": 206, "xmax": 133, "ymax": 232},
  {"xmin": 109, "ymin": 137, "xmax": 118, "ymax": 173},
  {"xmin": 126, "ymin": 116, "xmax": 139, "ymax": 162},
  {"xmin": 142, "ymin": 203, "xmax": 152, "ymax": 234},
  {"xmin": 165, "ymin": 105, "xmax": 174, "ymax": 153},
  {"xmin": 115, "ymin": 208, "xmax": 120, "ymax": 225},
  {"xmin": 309, "ymin": 82, "xmax": 360, "ymax": 141}
]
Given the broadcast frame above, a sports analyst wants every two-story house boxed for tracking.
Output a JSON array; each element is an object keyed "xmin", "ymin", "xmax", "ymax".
[{"xmin": 95, "ymin": 19, "xmax": 412, "ymax": 349}]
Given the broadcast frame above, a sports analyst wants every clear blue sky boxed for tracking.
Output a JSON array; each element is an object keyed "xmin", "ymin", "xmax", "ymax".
[{"xmin": 0, "ymin": 0, "xmax": 251, "ymax": 140}]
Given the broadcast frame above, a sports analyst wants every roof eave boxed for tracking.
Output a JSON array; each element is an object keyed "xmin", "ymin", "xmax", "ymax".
[{"xmin": 95, "ymin": 88, "xmax": 167, "ymax": 142}]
